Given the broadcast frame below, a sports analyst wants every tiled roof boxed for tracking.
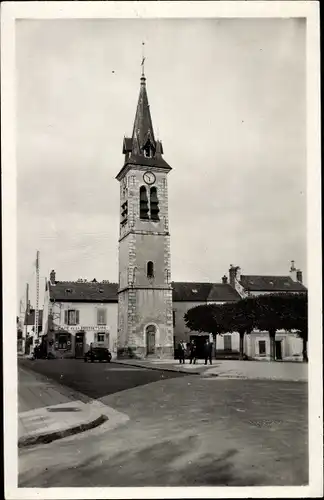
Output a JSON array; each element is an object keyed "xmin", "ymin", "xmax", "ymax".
[
  {"xmin": 171, "ymin": 282, "xmax": 214, "ymax": 302},
  {"xmin": 49, "ymin": 282, "xmax": 119, "ymax": 302},
  {"xmin": 207, "ymin": 284, "xmax": 241, "ymax": 302},
  {"xmin": 49, "ymin": 281, "xmax": 240, "ymax": 303},
  {"xmin": 240, "ymin": 275, "xmax": 307, "ymax": 292},
  {"xmin": 24, "ymin": 309, "xmax": 43, "ymax": 326}
]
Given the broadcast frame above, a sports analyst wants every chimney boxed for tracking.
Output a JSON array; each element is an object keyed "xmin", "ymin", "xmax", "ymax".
[
  {"xmin": 290, "ymin": 260, "xmax": 297, "ymax": 282},
  {"xmin": 296, "ymin": 270, "xmax": 303, "ymax": 283},
  {"xmin": 222, "ymin": 275, "xmax": 228, "ymax": 284},
  {"xmin": 229, "ymin": 264, "xmax": 237, "ymax": 287},
  {"xmin": 50, "ymin": 269, "xmax": 56, "ymax": 285}
]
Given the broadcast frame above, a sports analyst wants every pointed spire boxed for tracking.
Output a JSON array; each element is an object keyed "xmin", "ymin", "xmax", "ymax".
[
  {"xmin": 131, "ymin": 71, "xmax": 156, "ymax": 154},
  {"xmin": 116, "ymin": 48, "xmax": 172, "ymax": 180}
]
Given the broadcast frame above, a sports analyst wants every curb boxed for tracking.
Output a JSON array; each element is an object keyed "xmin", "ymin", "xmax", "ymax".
[
  {"xmin": 18, "ymin": 414, "xmax": 108, "ymax": 449},
  {"xmin": 112, "ymin": 359, "xmax": 202, "ymax": 376}
]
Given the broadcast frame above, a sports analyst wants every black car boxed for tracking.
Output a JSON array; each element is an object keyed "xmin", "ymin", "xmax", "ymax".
[{"xmin": 84, "ymin": 347, "xmax": 112, "ymax": 363}]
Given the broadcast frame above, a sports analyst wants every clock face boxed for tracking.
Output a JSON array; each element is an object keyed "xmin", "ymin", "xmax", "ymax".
[{"xmin": 143, "ymin": 171, "xmax": 156, "ymax": 185}]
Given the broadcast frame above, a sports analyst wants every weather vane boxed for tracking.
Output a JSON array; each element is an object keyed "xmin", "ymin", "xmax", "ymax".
[{"xmin": 141, "ymin": 41, "xmax": 145, "ymax": 76}]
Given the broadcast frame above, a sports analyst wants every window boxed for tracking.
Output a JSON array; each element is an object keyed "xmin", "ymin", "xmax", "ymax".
[
  {"xmin": 147, "ymin": 261, "xmax": 154, "ymax": 279},
  {"xmin": 150, "ymin": 187, "xmax": 160, "ymax": 221},
  {"xmin": 259, "ymin": 340, "xmax": 266, "ymax": 356},
  {"xmin": 97, "ymin": 333, "xmax": 105, "ymax": 343},
  {"xmin": 121, "ymin": 201, "xmax": 128, "ymax": 224},
  {"xmin": 64, "ymin": 309, "xmax": 79, "ymax": 325},
  {"xmin": 97, "ymin": 308, "xmax": 107, "ymax": 326},
  {"xmin": 55, "ymin": 333, "xmax": 71, "ymax": 350},
  {"xmin": 140, "ymin": 186, "xmax": 149, "ymax": 219}
]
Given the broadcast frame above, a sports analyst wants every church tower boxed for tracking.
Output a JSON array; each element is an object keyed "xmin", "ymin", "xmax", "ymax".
[{"xmin": 116, "ymin": 70, "xmax": 173, "ymax": 359}]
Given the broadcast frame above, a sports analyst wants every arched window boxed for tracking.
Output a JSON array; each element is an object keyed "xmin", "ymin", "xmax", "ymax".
[
  {"xmin": 150, "ymin": 187, "xmax": 160, "ymax": 221},
  {"xmin": 140, "ymin": 186, "xmax": 149, "ymax": 219},
  {"xmin": 147, "ymin": 261, "xmax": 154, "ymax": 279}
]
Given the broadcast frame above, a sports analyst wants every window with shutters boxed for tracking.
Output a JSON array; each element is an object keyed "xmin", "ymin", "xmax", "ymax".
[
  {"xmin": 147, "ymin": 261, "xmax": 154, "ymax": 279},
  {"xmin": 64, "ymin": 309, "xmax": 79, "ymax": 326},
  {"xmin": 97, "ymin": 308, "xmax": 107, "ymax": 326},
  {"xmin": 150, "ymin": 187, "xmax": 160, "ymax": 221},
  {"xmin": 140, "ymin": 186, "xmax": 149, "ymax": 219}
]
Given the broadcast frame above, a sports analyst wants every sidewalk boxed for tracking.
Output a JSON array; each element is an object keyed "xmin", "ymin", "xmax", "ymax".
[
  {"xmin": 113, "ymin": 358, "xmax": 308, "ymax": 382},
  {"xmin": 18, "ymin": 366, "xmax": 110, "ymax": 448}
]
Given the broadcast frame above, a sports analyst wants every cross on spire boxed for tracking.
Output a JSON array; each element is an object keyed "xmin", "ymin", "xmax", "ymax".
[{"xmin": 141, "ymin": 42, "xmax": 145, "ymax": 76}]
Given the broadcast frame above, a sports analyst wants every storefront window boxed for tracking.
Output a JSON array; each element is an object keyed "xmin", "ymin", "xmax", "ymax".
[{"xmin": 55, "ymin": 333, "xmax": 72, "ymax": 350}]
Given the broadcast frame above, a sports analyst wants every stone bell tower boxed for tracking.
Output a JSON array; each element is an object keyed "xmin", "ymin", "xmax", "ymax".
[{"xmin": 116, "ymin": 69, "xmax": 173, "ymax": 359}]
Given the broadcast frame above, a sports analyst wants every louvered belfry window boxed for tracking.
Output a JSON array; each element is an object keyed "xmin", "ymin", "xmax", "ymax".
[
  {"xmin": 150, "ymin": 187, "xmax": 160, "ymax": 221},
  {"xmin": 140, "ymin": 186, "xmax": 149, "ymax": 219}
]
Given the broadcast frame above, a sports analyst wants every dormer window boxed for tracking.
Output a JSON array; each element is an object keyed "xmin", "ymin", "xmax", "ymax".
[
  {"xmin": 144, "ymin": 146, "xmax": 151, "ymax": 158},
  {"xmin": 65, "ymin": 288, "xmax": 72, "ymax": 294}
]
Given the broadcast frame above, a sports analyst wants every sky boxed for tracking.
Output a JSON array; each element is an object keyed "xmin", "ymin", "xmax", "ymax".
[{"xmin": 16, "ymin": 17, "xmax": 306, "ymax": 311}]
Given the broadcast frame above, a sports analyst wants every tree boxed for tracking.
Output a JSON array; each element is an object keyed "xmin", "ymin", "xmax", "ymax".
[
  {"xmin": 248, "ymin": 293, "xmax": 308, "ymax": 361},
  {"xmin": 184, "ymin": 303, "xmax": 229, "ymax": 355},
  {"xmin": 221, "ymin": 299, "xmax": 256, "ymax": 360},
  {"xmin": 279, "ymin": 292, "xmax": 308, "ymax": 362}
]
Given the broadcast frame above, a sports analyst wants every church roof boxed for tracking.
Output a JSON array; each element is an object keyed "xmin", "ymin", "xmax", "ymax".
[
  {"xmin": 116, "ymin": 74, "xmax": 171, "ymax": 179},
  {"xmin": 240, "ymin": 275, "xmax": 307, "ymax": 292}
]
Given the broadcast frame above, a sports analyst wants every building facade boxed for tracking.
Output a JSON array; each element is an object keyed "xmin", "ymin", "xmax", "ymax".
[
  {"xmin": 43, "ymin": 271, "xmax": 118, "ymax": 359},
  {"xmin": 226, "ymin": 261, "xmax": 306, "ymax": 361},
  {"xmin": 41, "ymin": 262, "xmax": 306, "ymax": 361},
  {"xmin": 115, "ymin": 71, "xmax": 173, "ymax": 358}
]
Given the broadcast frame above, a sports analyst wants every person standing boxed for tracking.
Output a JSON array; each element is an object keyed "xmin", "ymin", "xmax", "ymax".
[
  {"xmin": 177, "ymin": 341, "xmax": 185, "ymax": 364},
  {"xmin": 204, "ymin": 339, "xmax": 212, "ymax": 365},
  {"xmin": 189, "ymin": 340, "xmax": 197, "ymax": 364}
]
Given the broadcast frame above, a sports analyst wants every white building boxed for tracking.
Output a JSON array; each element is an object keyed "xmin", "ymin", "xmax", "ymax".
[{"xmin": 42, "ymin": 270, "xmax": 118, "ymax": 359}]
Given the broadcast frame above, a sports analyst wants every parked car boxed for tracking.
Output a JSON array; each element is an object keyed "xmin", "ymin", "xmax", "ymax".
[{"xmin": 84, "ymin": 347, "xmax": 112, "ymax": 363}]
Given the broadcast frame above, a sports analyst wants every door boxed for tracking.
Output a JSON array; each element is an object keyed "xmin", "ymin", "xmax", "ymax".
[
  {"xmin": 224, "ymin": 335, "xmax": 232, "ymax": 351},
  {"xmin": 275, "ymin": 340, "xmax": 282, "ymax": 360},
  {"xmin": 146, "ymin": 325, "xmax": 156, "ymax": 356},
  {"xmin": 75, "ymin": 332, "xmax": 85, "ymax": 358}
]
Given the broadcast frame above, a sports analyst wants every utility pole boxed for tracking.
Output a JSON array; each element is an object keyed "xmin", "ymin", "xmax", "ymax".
[
  {"xmin": 35, "ymin": 251, "xmax": 40, "ymax": 342},
  {"xmin": 25, "ymin": 283, "xmax": 29, "ymax": 341}
]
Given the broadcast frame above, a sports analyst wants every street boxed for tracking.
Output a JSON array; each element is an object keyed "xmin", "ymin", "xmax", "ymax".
[
  {"xmin": 18, "ymin": 358, "xmax": 185, "ymax": 399},
  {"xmin": 18, "ymin": 359, "xmax": 308, "ymax": 487}
]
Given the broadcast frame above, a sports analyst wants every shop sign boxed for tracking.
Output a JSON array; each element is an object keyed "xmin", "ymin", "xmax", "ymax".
[{"xmin": 53, "ymin": 325, "xmax": 109, "ymax": 332}]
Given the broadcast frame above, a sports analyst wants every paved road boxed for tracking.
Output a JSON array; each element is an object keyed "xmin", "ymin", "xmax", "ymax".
[
  {"xmin": 18, "ymin": 358, "xmax": 186, "ymax": 400},
  {"xmin": 19, "ymin": 372, "xmax": 308, "ymax": 487}
]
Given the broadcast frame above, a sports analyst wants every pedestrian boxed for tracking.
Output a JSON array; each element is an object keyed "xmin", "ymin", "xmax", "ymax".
[
  {"xmin": 189, "ymin": 340, "xmax": 197, "ymax": 364},
  {"xmin": 177, "ymin": 341, "xmax": 185, "ymax": 364},
  {"xmin": 204, "ymin": 339, "xmax": 213, "ymax": 365}
]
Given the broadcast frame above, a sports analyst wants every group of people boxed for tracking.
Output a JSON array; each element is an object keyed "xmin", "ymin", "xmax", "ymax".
[{"xmin": 177, "ymin": 339, "xmax": 213, "ymax": 365}]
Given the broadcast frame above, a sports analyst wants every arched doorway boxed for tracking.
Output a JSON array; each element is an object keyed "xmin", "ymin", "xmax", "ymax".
[{"xmin": 146, "ymin": 325, "xmax": 156, "ymax": 356}]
